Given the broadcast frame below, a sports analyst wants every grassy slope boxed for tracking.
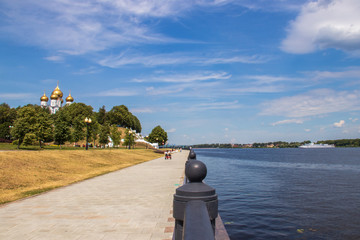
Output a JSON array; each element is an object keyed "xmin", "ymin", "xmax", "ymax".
[{"xmin": 0, "ymin": 149, "xmax": 161, "ymax": 204}]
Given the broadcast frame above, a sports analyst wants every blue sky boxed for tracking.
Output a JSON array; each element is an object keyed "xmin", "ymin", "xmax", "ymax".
[{"xmin": 1, "ymin": 0, "xmax": 360, "ymax": 145}]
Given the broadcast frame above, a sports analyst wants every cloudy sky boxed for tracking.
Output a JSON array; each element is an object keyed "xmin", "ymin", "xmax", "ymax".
[{"xmin": 1, "ymin": 0, "xmax": 360, "ymax": 144}]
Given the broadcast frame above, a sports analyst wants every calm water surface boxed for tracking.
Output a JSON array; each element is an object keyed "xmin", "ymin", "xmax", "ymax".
[{"xmin": 195, "ymin": 148, "xmax": 360, "ymax": 240}]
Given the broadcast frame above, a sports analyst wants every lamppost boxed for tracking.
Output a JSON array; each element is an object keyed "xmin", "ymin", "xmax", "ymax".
[
  {"xmin": 84, "ymin": 117, "xmax": 92, "ymax": 150},
  {"xmin": 128, "ymin": 130, "xmax": 132, "ymax": 149},
  {"xmin": 8, "ymin": 125, "xmax": 13, "ymax": 140}
]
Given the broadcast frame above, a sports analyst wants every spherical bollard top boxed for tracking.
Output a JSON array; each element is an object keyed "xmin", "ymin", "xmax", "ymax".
[
  {"xmin": 185, "ymin": 160, "xmax": 207, "ymax": 182},
  {"xmin": 188, "ymin": 151, "xmax": 196, "ymax": 160}
]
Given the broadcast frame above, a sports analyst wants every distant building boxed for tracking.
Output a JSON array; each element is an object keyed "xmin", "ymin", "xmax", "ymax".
[{"xmin": 40, "ymin": 83, "xmax": 74, "ymax": 114}]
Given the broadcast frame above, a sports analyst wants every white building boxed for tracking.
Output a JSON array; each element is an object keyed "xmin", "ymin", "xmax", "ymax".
[{"xmin": 40, "ymin": 83, "xmax": 74, "ymax": 114}]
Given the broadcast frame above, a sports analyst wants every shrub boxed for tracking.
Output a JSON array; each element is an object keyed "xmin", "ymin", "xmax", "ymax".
[
  {"xmin": 23, "ymin": 133, "xmax": 37, "ymax": 146},
  {"xmin": 12, "ymin": 139, "xmax": 19, "ymax": 145},
  {"xmin": 0, "ymin": 138, "xmax": 12, "ymax": 143}
]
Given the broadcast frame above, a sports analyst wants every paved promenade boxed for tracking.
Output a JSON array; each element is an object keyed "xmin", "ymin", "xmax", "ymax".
[{"xmin": 0, "ymin": 150, "xmax": 188, "ymax": 240}]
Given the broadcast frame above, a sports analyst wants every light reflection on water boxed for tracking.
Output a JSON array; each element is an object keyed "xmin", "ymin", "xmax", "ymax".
[{"xmin": 196, "ymin": 148, "xmax": 360, "ymax": 240}]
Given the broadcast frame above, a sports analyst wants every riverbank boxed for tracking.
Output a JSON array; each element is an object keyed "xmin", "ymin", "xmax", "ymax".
[{"xmin": 0, "ymin": 149, "xmax": 162, "ymax": 204}]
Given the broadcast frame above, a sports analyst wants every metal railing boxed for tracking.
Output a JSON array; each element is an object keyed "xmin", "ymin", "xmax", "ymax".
[
  {"xmin": 173, "ymin": 149, "xmax": 218, "ymax": 240},
  {"xmin": 183, "ymin": 200, "xmax": 215, "ymax": 240}
]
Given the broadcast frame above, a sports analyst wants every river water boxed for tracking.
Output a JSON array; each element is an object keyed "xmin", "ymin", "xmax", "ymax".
[{"xmin": 195, "ymin": 148, "xmax": 360, "ymax": 240}]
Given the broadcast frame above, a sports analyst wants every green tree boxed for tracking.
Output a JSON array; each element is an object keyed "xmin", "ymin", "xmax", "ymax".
[
  {"xmin": 132, "ymin": 115, "xmax": 142, "ymax": 133},
  {"xmin": 71, "ymin": 120, "xmax": 86, "ymax": 143},
  {"xmin": 110, "ymin": 125, "xmax": 121, "ymax": 148},
  {"xmin": 34, "ymin": 109, "xmax": 54, "ymax": 148},
  {"xmin": 148, "ymin": 125, "xmax": 168, "ymax": 147},
  {"xmin": 99, "ymin": 124, "xmax": 110, "ymax": 147},
  {"xmin": 62, "ymin": 103, "xmax": 94, "ymax": 143},
  {"xmin": 89, "ymin": 121, "xmax": 100, "ymax": 146},
  {"xmin": 122, "ymin": 128, "xmax": 136, "ymax": 149},
  {"xmin": 0, "ymin": 103, "xmax": 17, "ymax": 140},
  {"xmin": 107, "ymin": 105, "xmax": 129, "ymax": 127},
  {"xmin": 10, "ymin": 106, "xmax": 37, "ymax": 148},
  {"xmin": 96, "ymin": 105, "xmax": 107, "ymax": 125},
  {"xmin": 53, "ymin": 109, "xmax": 71, "ymax": 149},
  {"xmin": 23, "ymin": 133, "xmax": 36, "ymax": 146}
]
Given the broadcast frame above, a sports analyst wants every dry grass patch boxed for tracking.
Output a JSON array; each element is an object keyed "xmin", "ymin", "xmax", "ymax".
[{"xmin": 0, "ymin": 149, "xmax": 161, "ymax": 204}]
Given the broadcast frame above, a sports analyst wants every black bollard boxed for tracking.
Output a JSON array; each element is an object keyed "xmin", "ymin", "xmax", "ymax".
[
  {"xmin": 173, "ymin": 160, "xmax": 218, "ymax": 240},
  {"xmin": 187, "ymin": 149, "xmax": 196, "ymax": 160}
]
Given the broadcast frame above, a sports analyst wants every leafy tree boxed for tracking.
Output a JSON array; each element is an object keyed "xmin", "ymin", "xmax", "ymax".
[
  {"xmin": 71, "ymin": 120, "xmax": 86, "ymax": 143},
  {"xmin": 89, "ymin": 121, "xmax": 100, "ymax": 146},
  {"xmin": 11, "ymin": 106, "xmax": 37, "ymax": 148},
  {"xmin": 34, "ymin": 108, "xmax": 54, "ymax": 148},
  {"xmin": 23, "ymin": 133, "xmax": 36, "ymax": 146},
  {"xmin": 107, "ymin": 105, "xmax": 129, "ymax": 127},
  {"xmin": 122, "ymin": 128, "xmax": 136, "ymax": 149},
  {"xmin": 107, "ymin": 105, "xmax": 142, "ymax": 133},
  {"xmin": 110, "ymin": 125, "xmax": 121, "ymax": 147},
  {"xmin": 53, "ymin": 109, "xmax": 71, "ymax": 149},
  {"xmin": 96, "ymin": 105, "xmax": 107, "ymax": 125},
  {"xmin": 0, "ymin": 103, "xmax": 17, "ymax": 139},
  {"xmin": 148, "ymin": 125, "xmax": 168, "ymax": 146},
  {"xmin": 99, "ymin": 124, "xmax": 110, "ymax": 147},
  {"xmin": 62, "ymin": 103, "xmax": 94, "ymax": 143},
  {"xmin": 132, "ymin": 115, "xmax": 142, "ymax": 133}
]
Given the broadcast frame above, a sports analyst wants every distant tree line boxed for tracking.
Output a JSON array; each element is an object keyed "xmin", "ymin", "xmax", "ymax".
[
  {"xmin": 318, "ymin": 139, "xmax": 360, "ymax": 147},
  {"xmin": 191, "ymin": 143, "xmax": 233, "ymax": 148},
  {"xmin": 192, "ymin": 139, "xmax": 360, "ymax": 148},
  {"xmin": 0, "ymin": 102, "xmax": 143, "ymax": 148}
]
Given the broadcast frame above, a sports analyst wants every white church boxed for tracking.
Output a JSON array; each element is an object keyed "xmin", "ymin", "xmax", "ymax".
[{"xmin": 40, "ymin": 83, "xmax": 74, "ymax": 114}]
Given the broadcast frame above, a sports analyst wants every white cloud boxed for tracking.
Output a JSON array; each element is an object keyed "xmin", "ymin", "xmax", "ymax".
[
  {"xmin": 260, "ymin": 89, "xmax": 360, "ymax": 118},
  {"xmin": 334, "ymin": 120, "xmax": 345, "ymax": 127},
  {"xmin": 305, "ymin": 129, "xmax": 311, "ymax": 132},
  {"xmin": 202, "ymin": 55, "xmax": 271, "ymax": 64},
  {"xmin": 244, "ymin": 75, "xmax": 302, "ymax": 84},
  {"xmin": 44, "ymin": 55, "xmax": 64, "ymax": 62},
  {"xmin": 226, "ymin": 85, "xmax": 286, "ymax": 94},
  {"xmin": 134, "ymin": 71, "xmax": 230, "ymax": 83},
  {"xmin": 305, "ymin": 67, "xmax": 360, "ymax": 80},
  {"xmin": 0, "ymin": 93, "xmax": 35, "ymax": 99},
  {"xmin": 98, "ymin": 52, "xmax": 267, "ymax": 68},
  {"xmin": 145, "ymin": 85, "xmax": 185, "ymax": 96},
  {"xmin": 73, "ymin": 66, "xmax": 102, "ymax": 75},
  {"xmin": 96, "ymin": 88, "xmax": 140, "ymax": 97},
  {"xmin": 225, "ymin": 74, "xmax": 306, "ymax": 94},
  {"xmin": 167, "ymin": 128, "xmax": 176, "ymax": 133},
  {"xmin": 0, "ymin": 0, "xmax": 197, "ymax": 55},
  {"xmin": 271, "ymin": 119, "xmax": 304, "ymax": 126},
  {"xmin": 281, "ymin": 0, "xmax": 360, "ymax": 54},
  {"xmin": 349, "ymin": 117, "xmax": 358, "ymax": 122},
  {"xmin": 131, "ymin": 107, "xmax": 169, "ymax": 113},
  {"xmin": 190, "ymin": 100, "xmax": 242, "ymax": 111},
  {"xmin": 130, "ymin": 107, "xmax": 154, "ymax": 113}
]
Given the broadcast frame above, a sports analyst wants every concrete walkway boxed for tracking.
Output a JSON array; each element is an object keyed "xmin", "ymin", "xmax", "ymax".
[{"xmin": 0, "ymin": 150, "xmax": 188, "ymax": 240}]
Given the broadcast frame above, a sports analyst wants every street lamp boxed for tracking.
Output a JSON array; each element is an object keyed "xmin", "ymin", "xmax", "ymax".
[
  {"xmin": 84, "ymin": 117, "xmax": 92, "ymax": 150},
  {"xmin": 8, "ymin": 125, "xmax": 13, "ymax": 140}
]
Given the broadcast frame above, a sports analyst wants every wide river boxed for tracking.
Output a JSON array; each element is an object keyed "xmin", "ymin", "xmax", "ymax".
[{"xmin": 195, "ymin": 148, "xmax": 360, "ymax": 240}]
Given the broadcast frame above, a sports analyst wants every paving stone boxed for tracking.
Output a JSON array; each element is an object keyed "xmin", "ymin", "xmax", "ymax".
[{"xmin": 0, "ymin": 151, "xmax": 188, "ymax": 240}]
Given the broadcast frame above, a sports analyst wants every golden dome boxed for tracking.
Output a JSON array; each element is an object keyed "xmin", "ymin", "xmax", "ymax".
[
  {"xmin": 52, "ymin": 84, "xmax": 63, "ymax": 98},
  {"xmin": 66, "ymin": 92, "xmax": 74, "ymax": 102},
  {"xmin": 50, "ymin": 93, "xmax": 58, "ymax": 100},
  {"xmin": 40, "ymin": 92, "xmax": 48, "ymax": 102}
]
